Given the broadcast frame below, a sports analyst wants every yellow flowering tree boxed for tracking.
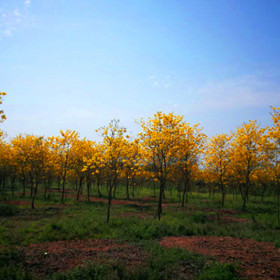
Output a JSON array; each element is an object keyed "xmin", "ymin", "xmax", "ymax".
[
  {"xmin": 0, "ymin": 91, "xmax": 7, "ymax": 123},
  {"xmin": 204, "ymin": 134, "xmax": 232, "ymax": 207},
  {"xmin": 97, "ymin": 120, "xmax": 128, "ymax": 223},
  {"xmin": 268, "ymin": 106, "xmax": 280, "ymax": 223},
  {"xmin": 121, "ymin": 139, "xmax": 142, "ymax": 199},
  {"xmin": 230, "ymin": 120, "xmax": 268, "ymax": 210},
  {"xmin": 139, "ymin": 112, "xmax": 186, "ymax": 220},
  {"xmin": 49, "ymin": 130, "xmax": 79, "ymax": 203},
  {"xmin": 176, "ymin": 123, "xmax": 206, "ymax": 207}
]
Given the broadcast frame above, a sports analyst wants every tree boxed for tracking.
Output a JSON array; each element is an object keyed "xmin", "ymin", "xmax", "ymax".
[
  {"xmin": 71, "ymin": 138, "xmax": 95, "ymax": 201},
  {"xmin": 176, "ymin": 123, "xmax": 206, "ymax": 207},
  {"xmin": 11, "ymin": 135, "xmax": 50, "ymax": 208},
  {"xmin": 268, "ymin": 106, "xmax": 280, "ymax": 223},
  {"xmin": 121, "ymin": 139, "xmax": 142, "ymax": 199},
  {"xmin": 96, "ymin": 120, "xmax": 128, "ymax": 223},
  {"xmin": 204, "ymin": 134, "xmax": 232, "ymax": 207},
  {"xmin": 230, "ymin": 120, "xmax": 268, "ymax": 210},
  {"xmin": 0, "ymin": 91, "xmax": 7, "ymax": 123},
  {"xmin": 49, "ymin": 130, "xmax": 79, "ymax": 204},
  {"xmin": 139, "ymin": 112, "xmax": 186, "ymax": 220}
]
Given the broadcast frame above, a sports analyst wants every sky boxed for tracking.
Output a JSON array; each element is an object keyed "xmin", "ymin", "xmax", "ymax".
[{"xmin": 1, "ymin": 0, "xmax": 280, "ymax": 140}]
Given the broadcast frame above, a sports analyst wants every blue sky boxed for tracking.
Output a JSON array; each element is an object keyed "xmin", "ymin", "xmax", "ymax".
[{"xmin": 1, "ymin": 0, "xmax": 280, "ymax": 139}]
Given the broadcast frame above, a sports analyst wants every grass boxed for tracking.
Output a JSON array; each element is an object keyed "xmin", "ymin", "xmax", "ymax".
[
  {"xmin": 0, "ymin": 184, "xmax": 279, "ymax": 279},
  {"xmin": 0, "ymin": 246, "xmax": 241, "ymax": 280}
]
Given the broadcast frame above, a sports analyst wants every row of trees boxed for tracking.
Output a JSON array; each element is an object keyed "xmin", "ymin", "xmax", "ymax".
[{"xmin": 0, "ymin": 93, "xmax": 280, "ymax": 222}]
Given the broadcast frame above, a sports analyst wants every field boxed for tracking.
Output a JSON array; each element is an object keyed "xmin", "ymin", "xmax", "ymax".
[{"xmin": 1, "ymin": 185, "xmax": 280, "ymax": 280}]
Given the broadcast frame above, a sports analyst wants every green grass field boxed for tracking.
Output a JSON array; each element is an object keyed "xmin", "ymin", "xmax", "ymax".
[{"xmin": 0, "ymin": 184, "xmax": 279, "ymax": 279}]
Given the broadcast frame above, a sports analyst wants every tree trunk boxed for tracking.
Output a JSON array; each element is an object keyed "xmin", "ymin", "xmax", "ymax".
[
  {"xmin": 30, "ymin": 174, "xmax": 34, "ymax": 198},
  {"xmin": 107, "ymin": 184, "xmax": 113, "ymax": 223},
  {"xmin": 31, "ymin": 181, "xmax": 39, "ymax": 209},
  {"xmin": 76, "ymin": 177, "xmax": 84, "ymax": 201},
  {"xmin": 181, "ymin": 181, "xmax": 188, "ymax": 207},
  {"xmin": 57, "ymin": 177, "xmax": 61, "ymax": 191},
  {"xmin": 277, "ymin": 179, "xmax": 280, "ymax": 225},
  {"xmin": 157, "ymin": 180, "xmax": 165, "ymax": 220},
  {"xmin": 221, "ymin": 183, "xmax": 225, "ymax": 208},
  {"xmin": 61, "ymin": 174, "xmax": 66, "ymax": 204},
  {"xmin": 87, "ymin": 181, "xmax": 91, "ymax": 203},
  {"xmin": 97, "ymin": 178, "xmax": 102, "ymax": 197},
  {"xmin": 242, "ymin": 185, "xmax": 249, "ymax": 211},
  {"xmin": 113, "ymin": 184, "xmax": 117, "ymax": 199},
  {"xmin": 11, "ymin": 176, "xmax": 15, "ymax": 196},
  {"xmin": 126, "ymin": 178, "xmax": 129, "ymax": 199},
  {"xmin": 22, "ymin": 176, "xmax": 26, "ymax": 197}
]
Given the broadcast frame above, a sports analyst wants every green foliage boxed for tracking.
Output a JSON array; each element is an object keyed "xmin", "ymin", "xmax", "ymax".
[
  {"xmin": 0, "ymin": 266, "xmax": 33, "ymax": 280},
  {"xmin": 0, "ymin": 249, "xmax": 33, "ymax": 280},
  {"xmin": 196, "ymin": 263, "xmax": 241, "ymax": 280},
  {"xmin": 49, "ymin": 263, "xmax": 121, "ymax": 280}
]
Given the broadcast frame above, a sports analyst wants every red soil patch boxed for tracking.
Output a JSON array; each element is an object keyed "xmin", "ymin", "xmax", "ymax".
[
  {"xmin": 160, "ymin": 236, "xmax": 280, "ymax": 280},
  {"xmin": 0, "ymin": 200, "xmax": 30, "ymax": 206},
  {"xmin": 77, "ymin": 196, "xmax": 149, "ymax": 207},
  {"xmin": 120, "ymin": 211, "xmax": 153, "ymax": 219},
  {"xmin": 162, "ymin": 202, "xmax": 181, "ymax": 207},
  {"xmin": 23, "ymin": 239, "xmax": 148, "ymax": 277},
  {"xmin": 141, "ymin": 197, "xmax": 157, "ymax": 202},
  {"xmin": 207, "ymin": 214, "xmax": 250, "ymax": 223},
  {"xmin": 48, "ymin": 188, "xmax": 76, "ymax": 193},
  {"xmin": 196, "ymin": 208, "xmax": 238, "ymax": 215}
]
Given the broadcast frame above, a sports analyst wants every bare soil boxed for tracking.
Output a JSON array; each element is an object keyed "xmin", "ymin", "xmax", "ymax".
[
  {"xmin": 1, "ymin": 200, "xmax": 30, "ymax": 206},
  {"xmin": 160, "ymin": 236, "xmax": 280, "ymax": 280},
  {"xmin": 23, "ymin": 239, "xmax": 149, "ymax": 277}
]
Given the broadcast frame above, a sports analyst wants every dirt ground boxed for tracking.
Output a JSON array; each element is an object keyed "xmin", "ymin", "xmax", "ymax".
[
  {"xmin": 1, "ymin": 200, "xmax": 30, "ymax": 206},
  {"xmin": 23, "ymin": 239, "xmax": 149, "ymax": 277},
  {"xmin": 160, "ymin": 236, "xmax": 280, "ymax": 280}
]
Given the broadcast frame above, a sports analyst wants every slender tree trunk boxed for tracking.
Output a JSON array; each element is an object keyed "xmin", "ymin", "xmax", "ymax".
[
  {"xmin": 182, "ymin": 181, "xmax": 188, "ymax": 207},
  {"xmin": 11, "ymin": 176, "xmax": 15, "ymax": 196},
  {"xmin": 1, "ymin": 178, "xmax": 6, "ymax": 200},
  {"xmin": 87, "ymin": 181, "xmax": 91, "ymax": 203},
  {"xmin": 132, "ymin": 184, "xmax": 135, "ymax": 198},
  {"xmin": 113, "ymin": 184, "xmax": 117, "ymax": 199},
  {"xmin": 97, "ymin": 177, "xmax": 102, "ymax": 197},
  {"xmin": 76, "ymin": 177, "xmax": 84, "ymax": 201},
  {"xmin": 157, "ymin": 180, "xmax": 165, "ymax": 220},
  {"xmin": 57, "ymin": 177, "xmax": 61, "ymax": 191},
  {"xmin": 126, "ymin": 178, "xmax": 129, "ymax": 199},
  {"xmin": 44, "ymin": 181, "xmax": 48, "ymax": 201},
  {"xmin": 277, "ymin": 179, "xmax": 280, "ymax": 225},
  {"xmin": 30, "ymin": 174, "xmax": 34, "ymax": 198},
  {"xmin": 221, "ymin": 183, "xmax": 226, "ymax": 208},
  {"xmin": 107, "ymin": 184, "xmax": 113, "ymax": 223},
  {"xmin": 162, "ymin": 188, "xmax": 166, "ymax": 199},
  {"xmin": 242, "ymin": 185, "xmax": 249, "ymax": 211},
  {"xmin": 61, "ymin": 174, "xmax": 66, "ymax": 204},
  {"xmin": 22, "ymin": 176, "xmax": 26, "ymax": 197},
  {"xmin": 31, "ymin": 181, "xmax": 39, "ymax": 209}
]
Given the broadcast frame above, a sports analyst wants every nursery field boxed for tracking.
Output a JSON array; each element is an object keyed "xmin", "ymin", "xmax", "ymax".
[{"xmin": 0, "ymin": 186, "xmax": 280, "ymax": 280}]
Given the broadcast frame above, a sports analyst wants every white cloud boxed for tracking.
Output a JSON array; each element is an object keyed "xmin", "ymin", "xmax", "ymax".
[
  {"xmin": 193, "ymin": 75, "xmax": 280, "ymax": 111},
  {"xmin": 153, "ymin": 80, "xmax": 159, "ymax": 87},
  {"xmin": 2, "ymin": 29, "xmax": 12, "ymax": 36},
  {"xmin": 24, "ymin": 0, "xmax": 31, "ymax": 8},
  {"xmin": 0, "ymin": 2, "xmax": 32, "ymax": 39},
  {"xmin": 14, "ymin": 9, "xmax": 21, "ymax": 17},
  {"xmin": 149, "ymin": 75, "xmax": 172, "ymax": 88}
]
